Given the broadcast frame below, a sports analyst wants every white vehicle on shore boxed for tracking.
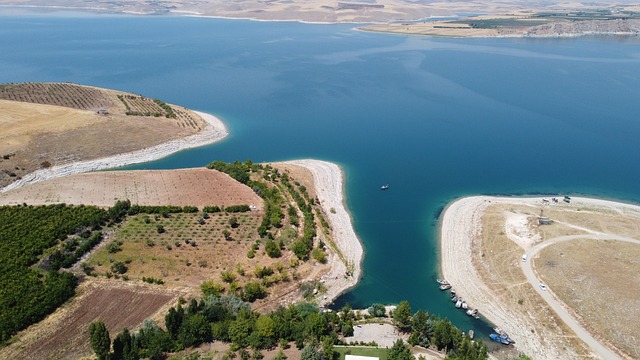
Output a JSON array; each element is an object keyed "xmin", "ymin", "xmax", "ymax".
[
  {"xmin": 539, "ymin": 283, "xmax": 547, "ymax": 291},
  {"xmin": 522, "ymin": 254, "xmax": 527, "ymax": 262}
]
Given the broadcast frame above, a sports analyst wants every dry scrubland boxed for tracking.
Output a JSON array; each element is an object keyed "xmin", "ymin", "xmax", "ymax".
[
  {"xmin": 0, "ymin": 82, "xmax": 206, "ymax": 188},
  {"xmin": 0, "ymin": 168, "xmax": 263, "ymax": 209},
  {"xmin": 473, "ymin": 199, "xmax": 639, "ymax": 359}
]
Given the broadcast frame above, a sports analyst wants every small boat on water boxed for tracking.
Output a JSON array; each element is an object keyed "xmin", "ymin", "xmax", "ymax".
[
  {"xmin": 468, "ymin": 330, "xmax": 474, "ymax": 339},
  {"xmin": 450, "ymin": 290, "xmax": 456, "ymax": 297},
  {"xmin": 436, "ymin": 279, "xmax": 449, "ymax": 285},
  {"xmin": 439, "ymin": 284, "xmax": 452, "ymax": 291},
  {"xmin": 451, "ymin": 296, "xmax": 458, "ymax": 303},
  {"xmin": 381, "ymin": 184, "xmax": 389, "ymax": 190},
  {"xmin": 466, "ymin": 309, "xmax": 478, "ymax": 317},
  {"xmin": 455, "ymin": 299, "xmax": 462, "ymax": 308},
  {"xmin": 461, "ymin": 302, "xmax": 468, "ymax": 310}
]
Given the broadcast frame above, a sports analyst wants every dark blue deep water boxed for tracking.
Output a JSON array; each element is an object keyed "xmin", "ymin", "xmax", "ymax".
[{"xmin": 2, "ymin": 13, "xmax": 640, "ymax": 335}]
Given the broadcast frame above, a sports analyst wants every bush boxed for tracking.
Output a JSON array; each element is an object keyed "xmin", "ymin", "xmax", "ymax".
[
  {"xmin": 311, "ymin": 248, "xmax": 326, "ymax": 263},
  {"xmin": 242, "ymin": 282, "xmax": 266, "ymax": 302},
  {"xmin": 111, "ymin": 261, "xmax": 127, "ymax": 274},
  {"xmin": 265, "ymin": 240, "xmax": 281, "ymax": 258},
  {"xmin": 157, "ymin": 225, "xmax": 165, "ymax": 234},
  {"xmin": 107, "ymin": 241, "xmax": 122, "ymax": 253}
]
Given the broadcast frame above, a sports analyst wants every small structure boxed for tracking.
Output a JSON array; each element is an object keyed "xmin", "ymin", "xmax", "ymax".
[
  {"xmin": 538, "ymin": 209, "xmax": 552, "ymax": 225},
  {"xmin": 96, "ymin": 108, "xmax": 109, "ymax": 115}
]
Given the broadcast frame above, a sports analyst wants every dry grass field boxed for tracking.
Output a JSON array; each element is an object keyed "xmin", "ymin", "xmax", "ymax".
[
  {"xmin": 476, "ymin": 201, "xmax": 640, "ymax": 359},
  {"xmin": 0, "ymin": 168, "xmax": 264, "ymax": 209},
  {"xmin": 537, "ymin": 239, "xmax": 640, "ymax": 359},
  {"xmin": 0, "ymin": 82, "xmax": 206, "ymax": 188},
  {"xmin": 0, "ymin": 279, "xmax": 181, "ymax": 360}
]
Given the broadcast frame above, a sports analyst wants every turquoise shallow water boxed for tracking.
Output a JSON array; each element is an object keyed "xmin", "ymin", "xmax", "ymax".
[{"xmin": 2, "ymin": 13, "xmax": 640, "ymax": 336}]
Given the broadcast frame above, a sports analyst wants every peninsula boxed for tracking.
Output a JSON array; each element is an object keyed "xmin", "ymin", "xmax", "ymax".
[{"xmin": 441, "ymin": 196, "xmax": 640, "ymax": 359}]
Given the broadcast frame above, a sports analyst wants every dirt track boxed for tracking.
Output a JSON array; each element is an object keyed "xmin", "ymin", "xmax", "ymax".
[{"xmin": 0, "ymin": 168, "xmax": 263, "ymax": 209}]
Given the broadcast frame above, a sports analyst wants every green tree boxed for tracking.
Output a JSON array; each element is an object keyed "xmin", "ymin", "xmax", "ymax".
[
  {"xmin": 367, "ymin": 303, "xmax": 386, "ymax": 317},
  {"xmin": 300, "ymin": 342, "xmax": 321, "ymax": 360},
  {"xmin": 321, "ymin": 336, "xmax": 335, "ymax": 360},
  {"xmin": 178, "ymin": 313, "xmax": 211, "ymax": 347},
  {"xmin": 112, "ymin": 328, "xmax": 135, "ymax": 360},
  {"xmin": 165, "ymin": 305, "xmax": 184, "ymax": 339},
  {"xmin": 393, "ymin": 301, "xmax": 412, "ymax": 331},
  {"xmin": 256, "ymin": 315, "xmax": 276, "ymax": 348},
  {"xmin": 387, "ymin": 339, "xmax": 413, "ymax": 360},
  {"xmin": 89, "ymin": 320, "xmax": 111, "ymax": 360}
]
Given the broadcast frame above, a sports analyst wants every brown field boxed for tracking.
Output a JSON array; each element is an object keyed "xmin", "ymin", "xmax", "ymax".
[
  {"xmin": 0, "ymin": 82, "xmax": 206, "ymax": 188},
  {"xmin": 537, "ymin": 239, "xmax": 640, "ymax": 359},
  {"xmin": 477, "ymin": 201, "xmax": 640, "ymax": 359},
  {"xmin": 0, "ymin": 279, "xmax": 181, "ymax": 360},
  {"xmin": 0, "ymin": 168, "xmax": 263, "ymax": 209}
]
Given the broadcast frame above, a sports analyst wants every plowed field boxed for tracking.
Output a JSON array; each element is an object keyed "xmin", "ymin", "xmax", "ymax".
[
  {"xmin": 0, "ymin": 280, "xmax": 181, "ymax": 360},
  {"xmin": 0, "ymin": 168, "xmax": 263, "ymax": 209}
]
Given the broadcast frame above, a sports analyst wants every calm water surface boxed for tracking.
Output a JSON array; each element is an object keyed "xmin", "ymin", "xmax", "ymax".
[{"xmin": 2, "ymin": 13, "xmax": 640, "ymax": 336}]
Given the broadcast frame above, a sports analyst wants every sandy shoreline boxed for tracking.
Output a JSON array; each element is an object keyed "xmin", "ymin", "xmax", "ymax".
[
  {"xmin": 0, "ymin": 111, "xmax": 227, "ymax": 193},
  {"xmin": 440, "ymin": 195, "xmax": 640, "ymax": 359},
  {"xmin": 280, "ymin": 160, "xmax": 364, "ymax": 307}
]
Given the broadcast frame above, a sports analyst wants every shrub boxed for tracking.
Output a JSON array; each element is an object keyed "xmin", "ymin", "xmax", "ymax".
[
  {"xmin": 265, "ymin": 240, "xmax": 281, "ymax": 258},
  {"xmin": 311, "ymin": 248, "xmax": 327, "ymax": 263},
  {"xmin": 111, "ymin": 261, "xmax": 127, "ymax": 274}
]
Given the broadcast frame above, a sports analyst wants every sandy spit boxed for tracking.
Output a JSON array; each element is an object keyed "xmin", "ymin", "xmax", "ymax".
[
  {"xmin": 440, "ymin": 195, "xmax": 640, "ymax": 359},
  {"xmin": 0, "ymin": 111, "xmax": 228, "ymax": 193},
  {"xmin": 279, "ymin": 160, "xmax": 364, "ymax": 307}
]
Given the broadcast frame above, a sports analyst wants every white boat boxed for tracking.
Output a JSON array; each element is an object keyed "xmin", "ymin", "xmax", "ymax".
[
  {"xmin": 381, "ymin": 184, "xmax": 389, "ymax": 190},
  {"xmin": 455, "ymin": 299, "xmax": 462, "ymax": 308},
  {"xmin": 461, "ymin": 302, "xmax": 468, "ymax": 310}
]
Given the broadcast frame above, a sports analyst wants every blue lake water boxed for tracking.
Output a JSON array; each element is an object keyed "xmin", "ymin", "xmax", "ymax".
[{"xmin": 2, "ymin": 13, "xmax": 640, "ymax": 336}]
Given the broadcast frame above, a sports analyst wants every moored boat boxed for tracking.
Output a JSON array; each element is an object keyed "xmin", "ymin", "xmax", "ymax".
[
  {"xmin": 436, "ymin": 279, "xmax": 449, "ymax": 285},
  {"xmin": 455, "ymin": 299, "xmax": 462, "ymax": 308},
  {"xmin": 489, "ymin": 333, "xmax": 511, "ymax": 345},
  {"xmin": 439, "ymin": 284, "xmax": 452, "ymax": 290}
]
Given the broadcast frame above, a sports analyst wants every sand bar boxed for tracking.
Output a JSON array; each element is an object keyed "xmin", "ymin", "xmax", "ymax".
[
  {"xmin": 280, "ymin": 160, "xmax": 363, "ymax": 306},
  {"xmin": 440, "ymin": 195, "xmax": 640, "ymax": 359},
  {"xmin": 0, "ymin": 111, "xmax": 227, "ymax": 193}
]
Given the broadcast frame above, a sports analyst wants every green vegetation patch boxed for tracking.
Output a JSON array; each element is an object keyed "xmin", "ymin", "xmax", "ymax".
[{"xmin": 0, "ymin": 203, "xmax": 108, "ymax": 343}]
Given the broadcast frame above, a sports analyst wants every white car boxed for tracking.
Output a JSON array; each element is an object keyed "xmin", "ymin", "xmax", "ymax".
[
  {"xmin": 522, "ymin": 254, "xmax": 527, "ymax": 262},
  {"xmin": 539, "ymin": 283, "xmax": 547, "ymax": 291}
]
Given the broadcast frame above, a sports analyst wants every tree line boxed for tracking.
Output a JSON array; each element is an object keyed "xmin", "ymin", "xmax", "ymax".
[{"xmin": 89, "ymin": 298, "xmax": 489, "ymax": 360}]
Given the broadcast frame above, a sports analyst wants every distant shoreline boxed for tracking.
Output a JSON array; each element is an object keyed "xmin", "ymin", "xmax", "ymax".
[{"xmin": 0, "ymin": 111, "xmax": 228, "ymax": 193}]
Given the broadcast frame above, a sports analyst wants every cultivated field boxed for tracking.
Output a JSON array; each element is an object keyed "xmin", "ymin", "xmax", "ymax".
[
  {"xmin": 0, "ymin": 82, "xmax": 206, "ymax": 188},
  {"xmin": 477, "ymin": 201, "xmax": 640, "ymax": 359},
  {"xmin": 0, "ymin": 279, "xmax": 181, "ymax": 360},
  {"xmin": 0, "ymin": 168, "xmax": 264, "ymax": 209}
]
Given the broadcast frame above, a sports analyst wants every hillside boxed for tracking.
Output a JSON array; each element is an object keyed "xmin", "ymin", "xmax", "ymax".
[{"xmin": 0, "ymin": 82, "xmax": 207, "ymax": 189}]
